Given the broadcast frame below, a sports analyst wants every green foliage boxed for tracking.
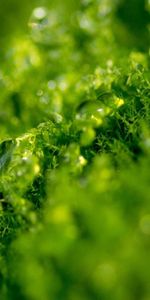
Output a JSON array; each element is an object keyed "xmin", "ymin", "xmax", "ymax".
[{"xmin": 0, "ymin": 0, "xmax": 150, "ymax": 299}]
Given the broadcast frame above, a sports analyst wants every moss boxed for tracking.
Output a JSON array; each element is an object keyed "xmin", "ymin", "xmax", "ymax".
[{"xmin": 0, "ymin": 0, "xmax": 150, "ymax": 299}]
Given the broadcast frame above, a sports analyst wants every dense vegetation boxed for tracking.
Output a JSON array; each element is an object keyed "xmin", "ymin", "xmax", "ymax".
[{"xmin": 0, "ymin": 0, "xmax": 150, "ymax": 299}]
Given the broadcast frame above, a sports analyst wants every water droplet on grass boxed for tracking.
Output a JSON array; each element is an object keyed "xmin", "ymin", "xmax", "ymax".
[
  {"xmin": 37, "ymin": 90, "xmax": 44, "ymax": 97},
  {"xmin": 97, "ymin": 108, "xmax": 104, "ymax": 113},
  {"xmin": 33, "ymin": 7, "xmax": 47, "ymax": 20},
  {"xmin": 48, "ymin": 80, "xmax": 56, "ymax": 90},
  {"xmin": 76, "ymin": 100, "xmax": 104, "ymax": 128},
  {"xmin": 49, "ymin": 112, "xmax": 63, "ymax": 124}
]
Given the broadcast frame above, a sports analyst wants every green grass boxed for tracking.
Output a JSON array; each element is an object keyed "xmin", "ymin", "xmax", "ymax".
[{"xmin": 0, "ymin": 1, "xmax": 150, "ymax": 299}]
